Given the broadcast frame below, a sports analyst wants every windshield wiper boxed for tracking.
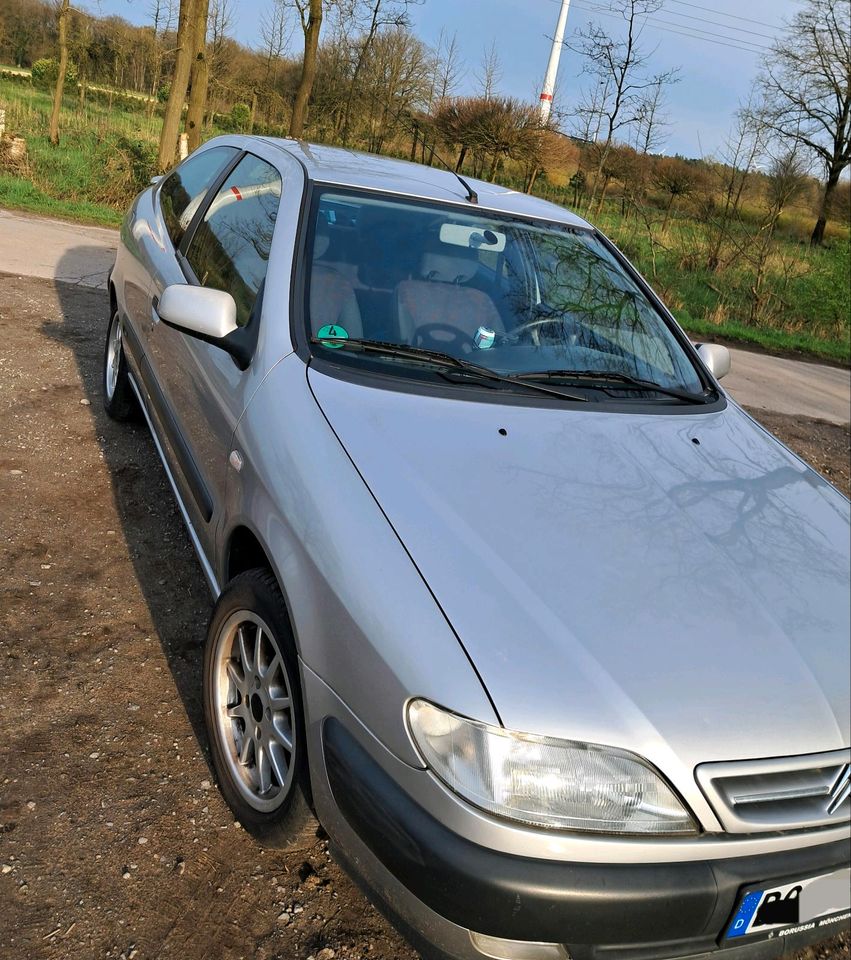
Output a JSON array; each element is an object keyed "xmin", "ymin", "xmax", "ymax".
[
  {"xmin": 509, "ymin": 369, "xmax": 712, "ymax": 404},
  {"xmin": 310, "ymin": 337, "xmax": 588, "ymax": 403}
]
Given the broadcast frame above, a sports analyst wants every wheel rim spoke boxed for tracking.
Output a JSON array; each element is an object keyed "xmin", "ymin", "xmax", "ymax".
[
  {"xmin": 270, "ymin": 723, "xmax": 293, "ymax": 753},
  {"xmin": 237, "ymin": 627, "xmax": 253, "ymax": 674},
  {"xmin": 263, "ymin": 652, "xmax": 280, "ymax": 681},
  {"xmin": 226, "ymin": 659, "xmax": 245, "ymax": 692},
  {"xmin": 268, "ymin": 743, "xmax": 288, "ymax": 786},
  {"xmin": 238, "ymin": 733, "xmax": 253, "ymax": 766},
  {"xmin": 257, "ymin": 743, "xmax": 271, "ymax": 793}
]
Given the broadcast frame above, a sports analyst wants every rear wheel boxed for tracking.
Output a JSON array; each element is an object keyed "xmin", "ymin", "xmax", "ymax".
[
  {"xmin": 203, "ymin": 568, "xmax": 317, "ymax": 849},
  {"xmin": 102, "ymin": 309, "xmax": 135, "ymax": 421}
]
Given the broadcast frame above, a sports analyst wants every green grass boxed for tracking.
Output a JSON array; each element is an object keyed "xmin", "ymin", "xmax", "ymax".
[
  {"xmin": 0, "ymin": 77, "xmax": 165, "ymax": 226},
  {"xmin": 682, "ymin": 315, "xmax": 850, "ymax": 364},
  {"xmin": 1, "ymin": 75, "xmax": 849, "ymax": 363},
  {"xmin": 0, "ymin": 172, "xmax": 121, "ymax": 225}
]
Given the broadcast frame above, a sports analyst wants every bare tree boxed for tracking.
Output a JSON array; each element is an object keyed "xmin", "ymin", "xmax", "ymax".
[
  {"xmin": 568, "ymin": 76, "xmax": 611, "ymax": 144},
  {"xmin": 209, "ymin": 0, "xmax": 234, "ymax": 46},
  {"xmin": 260, "ymin": 0, "xmax": 291, "ymax": 79},
  {"xmin": 289, "ymin": 0, "xmax": 323, "ymax": 138},
  {"xmin": 207, "ymin": 0, "xmax": 234, "ymax": 126},
  {"xmin": 148, "ymin": 0, "xmax": 176, "ymax": 107},
  {"xmin": 759, "ymin": 0, "xmax": 851, "ymax": 245},
  {"xmin": 567, "ymin": 0, "xmax": 678, "ymax": 214},
  {"xmin": 339, "ymin": 0, "xmax": 416, "ymax": 142},
  {"xmin": 48, "ymin": 0, "xmax": 70, "ymax": 145},
  {"xmin": 633, "ymin": 76, "xmax": 671, "ymax": 154},
  {"xmin": 158, "ymin": 0, "xmax": 197, "ymax": 171},
  {"xmin": 185, "ymin": 0, "xmax": 211, "ymax": 151},
  {"xmin": 430, "ymin": 28, "xmax": 464, "ymax": 105},
  {"xmin": 362, "ymin": 26, "xmax": 431, "ymax": 153},
  {"xmin": 70, "ymin": 8, "xmax": 95, "ymax": 106},
  {"xmin": 703, "ymin": 99, "xmax": 766, "ymax": 271},
  {"xmin": 476, "ymin": 39, "xmax": 502, "ymax": 101},
  {"xmin": 747, "ymin": 148, "xmax": 809, "ymax": 321},
  {"xmin": 422, "ymin": 29, "xmax": 464, "ymax": 164}
]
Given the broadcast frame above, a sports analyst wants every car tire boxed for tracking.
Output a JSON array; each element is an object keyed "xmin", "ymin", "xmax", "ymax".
[
  {"xmin": 203, "ymin": 568, "xmax": 318, "ymax": 850},
  {"xmin": 102, "ymin": 310, "xmax": 136, "ymax": 421}
]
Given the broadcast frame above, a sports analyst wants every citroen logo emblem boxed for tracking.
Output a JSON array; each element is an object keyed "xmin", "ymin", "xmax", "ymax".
[{"xmin": 827, "ymin": 763, "xmax": 851, "ymax": 816}]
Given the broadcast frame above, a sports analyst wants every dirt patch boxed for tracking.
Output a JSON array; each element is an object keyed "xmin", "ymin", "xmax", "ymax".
[
  {"xmin": 746, "ymin": 409, "xmax": 851, "ymax": 498},
  {"xmin": 0, "ymin": 274, "xmax": 848, "ymax": 960}
]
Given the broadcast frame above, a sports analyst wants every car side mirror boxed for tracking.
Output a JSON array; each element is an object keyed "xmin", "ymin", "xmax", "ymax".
[
  {"xmin": 157, "ymin": 284, "xmax": 251, "ymax": 368},
  {"xmin": 696, "ymin": 343, "xmax": 731, "ymax": 381}
]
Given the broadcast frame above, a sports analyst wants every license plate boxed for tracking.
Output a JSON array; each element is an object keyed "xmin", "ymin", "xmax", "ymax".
[{"xmin": 725, "ymin": 868, "xmax": 850, "ymax": 940}]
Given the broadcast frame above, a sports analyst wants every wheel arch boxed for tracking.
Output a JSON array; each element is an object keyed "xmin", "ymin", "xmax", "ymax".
[
  {"xmin": 220, "ymin": 523, "xmax": 308, "ymax": 691},
  {"xmin": 225, "ymin": 524, "xmax": 275, "ymax": 584}
]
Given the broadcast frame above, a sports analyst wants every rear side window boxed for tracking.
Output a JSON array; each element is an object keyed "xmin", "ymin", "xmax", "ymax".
[
  {"xmin": 159, "ymin": 146, "xmax": 238, "ymax": 249},
  {"xmin": 185, "ymin": 154, "xmax": 282, "ymax": 327}
]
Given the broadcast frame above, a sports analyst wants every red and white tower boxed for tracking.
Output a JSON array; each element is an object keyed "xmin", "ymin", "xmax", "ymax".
[{"xmin": 539, "ymin": 0, "xmax": 571, "ymax": 125}]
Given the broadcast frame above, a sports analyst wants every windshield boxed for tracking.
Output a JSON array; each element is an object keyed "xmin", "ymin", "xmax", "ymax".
[{"xmin": 305, "ymin": 190, "xmax": 705, "ymax": 398}]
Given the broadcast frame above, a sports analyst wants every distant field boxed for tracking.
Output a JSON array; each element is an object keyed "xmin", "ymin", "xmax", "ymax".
[{"xmin": 0, "ymin": 74, "xmax": 848, "ymax": 363}]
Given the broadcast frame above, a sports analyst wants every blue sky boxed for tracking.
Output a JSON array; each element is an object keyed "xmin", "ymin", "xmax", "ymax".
[{"xmin": 88, "ymin": 0, "xmax": 799, "ymax": 157}]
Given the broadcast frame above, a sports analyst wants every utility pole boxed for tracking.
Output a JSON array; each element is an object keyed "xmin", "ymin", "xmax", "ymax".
[{"xmin": 539, "ymin": 0, "xmax": 570, "ymax": 125}]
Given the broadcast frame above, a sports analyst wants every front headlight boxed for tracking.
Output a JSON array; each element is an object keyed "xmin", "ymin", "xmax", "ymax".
[{"xmin": 408, "ymin": 699, "xmax": 697, "ymax": 835}]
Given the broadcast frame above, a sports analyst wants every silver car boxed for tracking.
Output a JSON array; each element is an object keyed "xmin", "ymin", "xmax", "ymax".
[{"xmin": 104, "ymin": 135, "xmax": 851, "ymax": 960}]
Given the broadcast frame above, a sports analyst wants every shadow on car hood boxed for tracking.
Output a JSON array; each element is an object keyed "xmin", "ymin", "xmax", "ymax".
[{"xmin": 309, "ymin": 370, "xmax": 851, "ymax": 775}]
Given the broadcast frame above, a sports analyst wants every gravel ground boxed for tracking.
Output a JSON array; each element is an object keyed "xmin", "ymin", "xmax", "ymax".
[{"xmin": 0, "ymin": 274, "xmax": 848, "ymax": 960}]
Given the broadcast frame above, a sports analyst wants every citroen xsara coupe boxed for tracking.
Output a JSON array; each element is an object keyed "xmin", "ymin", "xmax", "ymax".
[{"xmin": 104, "ymin": 136, "xmax": 850, "ymax": 960}]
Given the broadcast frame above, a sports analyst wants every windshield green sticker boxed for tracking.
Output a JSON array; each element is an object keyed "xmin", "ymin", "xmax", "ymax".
[{"xmin": 316, "ymin": 324, "xmax": 349, "ymax": 348}]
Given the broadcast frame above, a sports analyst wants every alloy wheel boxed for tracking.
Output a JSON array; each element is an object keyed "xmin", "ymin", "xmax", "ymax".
[
  {"xmin": 211, "ymin": 611, "xmax": 296, "ymax": 812},
  {"xmin": 105, "ymin": 315, "xmax": 122, "ymax": 400}
]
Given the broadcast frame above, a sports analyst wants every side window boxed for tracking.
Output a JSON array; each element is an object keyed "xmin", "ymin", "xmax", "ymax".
[
  {"xmin": 185, "ymin": 155, "xmax": 282, "ymax": 328},
  {"xmin": 159, "ymin": 146, "xmax": 239, "ymax": 249}
]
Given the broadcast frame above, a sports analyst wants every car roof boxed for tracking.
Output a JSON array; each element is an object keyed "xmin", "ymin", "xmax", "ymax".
[{"xmin": 257, "ymin": 137, "xmax": 592, "ymax": 230}]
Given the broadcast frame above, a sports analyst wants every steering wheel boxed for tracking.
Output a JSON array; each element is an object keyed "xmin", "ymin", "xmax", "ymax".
[
  {"xmin": 413, "ymin": 323, "xmax": 476, "ymax": 354},
  {"xmin": 506, "ymin": 316, "xmax": 570, "ymax": 347}
]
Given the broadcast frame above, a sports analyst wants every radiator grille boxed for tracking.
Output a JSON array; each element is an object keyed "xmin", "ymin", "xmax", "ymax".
[{"xmin": 696, "ymin": 749, "xmax": 850, "ymax": 833}]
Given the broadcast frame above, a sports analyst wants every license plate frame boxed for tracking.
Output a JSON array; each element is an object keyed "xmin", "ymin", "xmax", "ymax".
[{"xmin": 724, "ymin": 867, "xmax": 850, "ymax": 943}]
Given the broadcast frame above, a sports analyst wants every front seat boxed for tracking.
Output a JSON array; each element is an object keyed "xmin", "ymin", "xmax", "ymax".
[
  {"xmin": 310, "ymin": 224, "xmax": 363, "ymax": 338},
  {"xmin": 396, "ymin": 247, "xmax": 503, "ymax": 349}
]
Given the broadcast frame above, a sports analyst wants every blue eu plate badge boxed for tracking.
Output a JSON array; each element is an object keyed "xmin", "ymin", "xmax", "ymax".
[{"xmin": 725, "ymin": 869, "xmax": 850, "ymax": 940}]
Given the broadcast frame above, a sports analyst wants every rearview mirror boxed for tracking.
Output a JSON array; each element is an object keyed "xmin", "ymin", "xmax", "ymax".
[
  {"xmin": 696, "ymin": 343, "xmax": 731, "ymax": 381},
  {"xmin": 157, "ymin": 284, "xmax": 251, "ymax": 368}
]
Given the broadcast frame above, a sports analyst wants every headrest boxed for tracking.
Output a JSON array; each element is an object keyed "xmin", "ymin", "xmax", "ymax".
[
  {"xmin": 420, "ymin": 250, "xmax": 478, "ymax": 284},
  {"xmin": 313, "ymin": 224, "xmax": 331, "ymax": 260}
]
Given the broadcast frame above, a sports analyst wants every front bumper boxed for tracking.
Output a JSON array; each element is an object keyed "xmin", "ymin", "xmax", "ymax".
[{"xmin": 321, "ymin": 716, "xmax": 850, "ymax": 960}]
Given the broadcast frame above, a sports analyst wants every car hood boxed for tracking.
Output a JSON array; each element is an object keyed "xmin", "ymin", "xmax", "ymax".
[{"xmin": 309, "ymin": 371, "xmax": 851, "ymax": 781}]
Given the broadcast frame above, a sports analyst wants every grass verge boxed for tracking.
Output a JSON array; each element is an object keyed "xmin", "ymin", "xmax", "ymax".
[
  {"xmin": 683, "ymin": 315, "xmax": 850, "ymax": 365},
  {"xmin": 0, "ymin": 173, "xmax": 121, "ymax": 225}
]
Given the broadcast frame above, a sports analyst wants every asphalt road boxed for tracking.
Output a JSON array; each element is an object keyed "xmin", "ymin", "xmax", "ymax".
[{"xmin": 1, "ymin": 206, "xmax": 848, "ymax": 423}]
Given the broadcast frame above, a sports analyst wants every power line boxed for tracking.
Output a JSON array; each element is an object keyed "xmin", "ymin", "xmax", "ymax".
[
  {"xmin": 572, "ymin": 0, "xmax": 773, "ymax": 47},
  {"xmin": 664, "ymin": 0, "xmax": 783, "ymax": 30},
  {"xmin": 645, "ymin": 6, "xmax": 778, "ymax": 41},
  {"xmin": 561, "ymin": 0, "xmax": 772, "ymax": 54}
]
